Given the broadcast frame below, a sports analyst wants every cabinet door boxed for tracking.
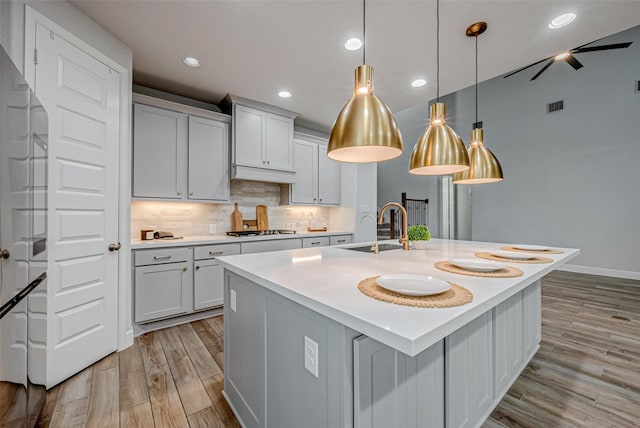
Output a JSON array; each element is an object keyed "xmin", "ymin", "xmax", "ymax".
[
  {"xmin": 264, "ymin": 112, "xmax": 294, "ymax": 171},
  {"xmin": 523, "ymin": 280, "xmax": 542, "ymax": 359},
  {"xmin": 493, "ymin": 292, "xmax": 523, "ymax": 397},
  {"xmin": 188, "ymin": 116, "xmax": 229, "ymax": 201},
  {"xmin": 446, "ymin": 311, "xmax": 493, "ymax": 428},
  {"xmin": 134, "ymin": 261, "xmax": 192, "ymax": 323},
  {"xmin": 354, "ymin": 336, "xmax": 445, "ymax": 428},
  {"xmin": 291, "ymin": 140, "xmax": 317, "ymax": 204},
  {"xmin": 133, "ymin": 103, "xmax": 187, "ymax": 198},
  {"xmin": 318, "ymin": 148, "xmax": 341, "ymax": 205},
  {"xmin": 194, "ymin": 258, "xmax": 223, "ymax": 310},
  {"xmin": 234, "ymin": 105, "xmax": 264, "ymax": 168}
]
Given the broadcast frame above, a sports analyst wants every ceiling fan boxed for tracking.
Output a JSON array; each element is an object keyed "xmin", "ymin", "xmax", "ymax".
[{"xmin": 503, "ymin": 40, "xmax": 633, "ymax": 81}]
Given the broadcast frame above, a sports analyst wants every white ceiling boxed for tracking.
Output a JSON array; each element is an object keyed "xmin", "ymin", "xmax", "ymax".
[{"xmin": 71, "ymin": 0, "xmax": 640, "ymax": 129}]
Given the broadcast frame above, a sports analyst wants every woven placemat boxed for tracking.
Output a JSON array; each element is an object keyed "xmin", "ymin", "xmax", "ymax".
[
  {"xmin": 500, "ymin": 246, "xmax": 564, "ymax": 254},
  {"xmin": 434, "ymin": 261, "xmax": 523, "ymax": 278},
  {"xmin": 475, "ymin": 252, "xmax": 553, "ymax": 264},
  {"xmin": 357, "ymin": 276, "xmax": 473, "ymax": 308}
]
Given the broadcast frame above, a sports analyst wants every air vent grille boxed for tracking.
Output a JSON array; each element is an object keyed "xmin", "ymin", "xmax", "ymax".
[{"xmin": 547, "ymin": 100, "xmax": 564, "ymax": 113}]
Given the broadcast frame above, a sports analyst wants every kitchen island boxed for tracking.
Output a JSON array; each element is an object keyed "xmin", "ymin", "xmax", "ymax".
[{"xmin": 218, "ymin": 239, "xmax": 579, "ymax": 428}]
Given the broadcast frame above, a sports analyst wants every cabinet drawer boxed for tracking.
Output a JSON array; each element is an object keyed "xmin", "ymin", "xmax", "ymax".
[
  {"xmin": 194, "ymin": 243, "xmax": 241, "ymax": 260},
  {"xmin": 241, "ymin": 238, "xmax": 302, "ymax": 254},
  {"xmin": 302, "ymin": 237, "xmax": 330, "ymax": 248},
  {"xmin": 134, "ymin": 247, "xmax": 190, "ymax": 266},
  {"xmin": 330, "ymin": 235, "xmax": 352, "ymax": 246}
]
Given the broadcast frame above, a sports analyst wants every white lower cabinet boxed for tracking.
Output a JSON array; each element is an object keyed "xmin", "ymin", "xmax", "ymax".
[
  {"xmin": 493, "ymin": 292, "xmax": 524, "ymax": 397},
  {"xmin": 354, "ymin": 336, "xmax": 445, "ymax": 428},
  {"xmin": 446, "ymin": 311, "xmax": 494, "ymax": 428},
  {"xmin": 194, "ymin": 243, "xmax": 241, "ymax": 311},
  {"xmin": 522, "ymin": 280, "xmax": 542, "ymax": 358},
  {"xmin": 134, "ymin": 261, "xmax": 192, "ymax": 323}
]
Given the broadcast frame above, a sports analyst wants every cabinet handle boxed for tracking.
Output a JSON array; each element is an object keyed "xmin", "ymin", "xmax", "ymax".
[
  {"xmin": 177, "ymin": 191, "xmax": 182, "ymax": 196},
  {"xmin": 189, "ymin": 192, "xmax": 194, "ymax": 196},
  {"xmin": 319, "ymin": 198, "xmax": 323, "ymax": 202},
  {"xmin": 267, "ymin": 160, "xmax": 270, "ymax": 165},
  {"xmin": 196, "ymin": 266, "xmax": 200, "ymax": 270},
  {"xmin": 313, "ymin": 198, "xmax": 317, "ymax": 202},
  {"xmin": 182, "ymin": 267, "xmax": 188, "ymax": 272},
  {"xmin": 311, "ymin": 241, "xmax": 321, "ymax": 245},
  {"xmin": 262, "ymin": 160, "xmax": 266, "ymax": 164},
  {"xmin": 209, "ymin": 251, "xmax": 224, "ymax": 256},
  {"xmin": 153, "ymin": 255, "xmax": 172, "ymax": 260},
  {"xmin": 337, "ymin": 240, "xmax": 346, "ymax": 243}
]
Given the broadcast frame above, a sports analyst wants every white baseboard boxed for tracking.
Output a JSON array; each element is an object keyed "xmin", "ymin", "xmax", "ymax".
[
  {"xmin": 133, "ymin": 307, "xmax": 223, "ymax": 337},
  {"xmin": 557, "ymin": 264, "xmax": 640, "ymax": 281}
]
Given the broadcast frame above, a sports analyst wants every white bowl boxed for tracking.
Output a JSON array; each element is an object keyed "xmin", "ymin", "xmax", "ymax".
[
  {"xmin": 449, "ymin": 258, "xmax": 506, "ymax": 272},
  {"xmin": 376, "ymin": 274, "xmax": 450, "ymax": 296},
  {"xmin": 512, "ymin": 244, "xmax": 550, "ymax": 251}
]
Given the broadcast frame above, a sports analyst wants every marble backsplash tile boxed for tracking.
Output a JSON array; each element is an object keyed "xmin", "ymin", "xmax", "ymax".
[{"xmin": 131, "ymin": 180, "xmax": 332, "ymax": 238}]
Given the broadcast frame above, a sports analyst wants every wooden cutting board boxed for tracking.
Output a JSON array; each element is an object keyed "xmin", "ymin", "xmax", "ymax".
[
  {"xmin": 231, "ymin": 203, "xmax": 243, "ymax": 231},
  {"xmin": 256, "ymin": 205, "xmax": 269, "ymax": 231}
]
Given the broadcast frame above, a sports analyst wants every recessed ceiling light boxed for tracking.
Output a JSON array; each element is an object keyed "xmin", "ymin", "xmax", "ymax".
[
  {"xmin": 549, "ymin": 13, "xmax": 576, "ymax": 29},
  {"xmin": 344, "ymin": 38, "xmax": 363, "ymax": 51},
  {"xmin": 411, "ymin": 79, "xmax": 427, "ymax": 88},
  {"xmin": 278, "ymin": 91, "xmax": 292, "ymax": 98},
  {"xmin": 182, "ymin": 57, "xmax": 201, "ymax": 67}
]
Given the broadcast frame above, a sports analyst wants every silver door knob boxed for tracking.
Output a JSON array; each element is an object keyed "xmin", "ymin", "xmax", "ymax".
[
  {"xmin": 108, "ymin": 243, "xmax": 121, "ymax": 252},
  {"xmin": 0, "ymin": 249, "xmax": 9, "ymax": 259}
]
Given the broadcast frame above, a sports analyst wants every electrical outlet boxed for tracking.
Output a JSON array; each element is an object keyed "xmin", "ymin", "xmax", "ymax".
[
  {"xmin": 304, "ymin": 336, "xmax": 319, "ymax": 378},
  {"xmin": 209, "ymin": 224, "xmax": 217, "ymax": 234},
  {"xmin": 230, "ymin": 289, "xmax": 237, "ymax": 312}
]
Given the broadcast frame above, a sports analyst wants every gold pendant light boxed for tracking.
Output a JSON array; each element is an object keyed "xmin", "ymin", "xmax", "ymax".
[
  {"xmin": 327, "ymin": 0, "xmax": 403, "ymax": 163},
  {"xmin": 409, "ymin": 0, "xmax": 469, "ymax": 175},
  {"xmin": 453, "ymin": 22, "xmax": 503, "ymax": 184}
]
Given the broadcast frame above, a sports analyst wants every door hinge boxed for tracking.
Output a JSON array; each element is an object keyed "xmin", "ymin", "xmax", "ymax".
[{"xmin": 34, "ymin": 49, "xmax": 38, "ymax": 65}]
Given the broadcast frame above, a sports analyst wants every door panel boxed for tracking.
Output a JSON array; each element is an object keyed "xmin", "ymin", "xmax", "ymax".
[
  {"xmin": 264, "ymin": 113, "xmax": 293, "ymax": 171},
  {"xmin": 35, "ymin": 24, "xmax": 119, "ymax": 387},
  {"xmin": 234, "ymin": 105, "xmax": 264, "ymax": 168},
  {"xmin": 188, "ymin": 116, "xmax": 229, "ymax": 201},
  {"xmin": 291, "ymin": 140, "xmax": 316, "ymax": 204}
]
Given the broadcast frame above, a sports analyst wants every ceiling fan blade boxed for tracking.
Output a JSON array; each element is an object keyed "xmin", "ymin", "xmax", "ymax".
[
  {"xmin": 573, "ymin": 42, "xmax": 632, "ymax": 53},
  {"xmin": 565, "ymin": 55, "xmax": 584, "ymax": 70},
  {"xmin": 502, "ymin": 57, "xmax": 552, "ymax": 78},
  {"xmin": 530, "ymin": 59, "xmax": 555, "ymax": 81}
]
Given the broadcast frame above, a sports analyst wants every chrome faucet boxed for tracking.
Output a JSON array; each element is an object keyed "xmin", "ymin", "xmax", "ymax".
[
  {"xmin": 378, "ymin": 202, "xmax": 409, "ymax": 250},
  {"xmin": 359, "ymin": 214, "xmax": 379, "ymax": 254}
]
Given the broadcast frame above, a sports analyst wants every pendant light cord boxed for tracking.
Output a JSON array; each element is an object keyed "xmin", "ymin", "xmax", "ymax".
[
  {"xmin": 436, "ymin": 0, "xmax": 440, "ymax": 102},
  {"xmin": 362, "ymin": 0, "xmax": 366, "ymax": 65},
  {"xmin": 475, "ymin": 35, "xmax": 478, "ymax": 126}
]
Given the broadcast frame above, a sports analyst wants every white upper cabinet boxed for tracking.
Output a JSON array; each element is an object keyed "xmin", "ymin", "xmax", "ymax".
[
  {"xmin": 284, "ymin": 134, "xmax": 341, "ymax": 206},
  {"xmin": 188, "ymin": 116, "xmax": 229, "ymax": 201},
  {"xmin": 132, "ymin": 94, "xmax": 231, "ymax": 202},
  {"xmin": 221, "ymin": 94, "xmax": 297, "ymax": 183},
  {"xmin": 133, "ymin": 103, "xmax": 187, "ymax": 199}
]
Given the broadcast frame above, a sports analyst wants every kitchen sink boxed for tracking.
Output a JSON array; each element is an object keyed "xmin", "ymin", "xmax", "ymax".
[{"xmin": 342, "ymin": 243, "xmax": 403, "ymax": 253}]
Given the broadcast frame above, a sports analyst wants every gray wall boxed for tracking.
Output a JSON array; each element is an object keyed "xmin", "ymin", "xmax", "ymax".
[
  {"xmin": 447, "ymin": 25, "xmax": 640, "ymax": 275},
  {"xmin": 377, "ymin": 103, "xmax": 442, "ymax": 238}
]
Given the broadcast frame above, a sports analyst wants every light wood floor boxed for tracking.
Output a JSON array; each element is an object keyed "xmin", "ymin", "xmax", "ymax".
[{"xmin": 9, "ymin": 270, "xmax": 639, "ymax": 427}]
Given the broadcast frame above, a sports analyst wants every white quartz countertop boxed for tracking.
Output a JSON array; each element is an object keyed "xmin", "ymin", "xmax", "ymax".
[
  {"xmin": 218, "ymin": 238, "xmax": 579, "ymax": 356},
  {"xmin": 130, "ymin": 231, "xmax": 353, "ymax": 249}
]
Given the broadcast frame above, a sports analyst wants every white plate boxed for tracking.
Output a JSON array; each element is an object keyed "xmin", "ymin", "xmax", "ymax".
[
  {"xmin": 449, "ymin": 258, "xmax": 506, "ymax": 272},
  {"xmin": 376, "ymin": 274, "xmax": 451, "ymax": 296},
  {"xmin": 512, "ymin": 244, "xmax": 550, "ymax": 251},
  {"xmin": 492, "ymin": 250, "xmax": 538, "ymax": 260}
]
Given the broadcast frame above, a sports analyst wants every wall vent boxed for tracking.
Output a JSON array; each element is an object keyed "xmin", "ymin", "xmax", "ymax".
[{"xmin": 547, "ymin": 100, "xmax": 564, "ymax": 113}]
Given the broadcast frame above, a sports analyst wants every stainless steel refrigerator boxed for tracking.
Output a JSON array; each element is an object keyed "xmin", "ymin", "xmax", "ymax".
[{"xmin": 0, "ymin": 43, "xmax": 48, "ymax": 426}]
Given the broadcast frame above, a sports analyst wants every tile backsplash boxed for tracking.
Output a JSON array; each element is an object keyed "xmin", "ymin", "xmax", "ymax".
[{"xmin": 131, "ymin": 180, "xmax": 333, "ymax": 238}]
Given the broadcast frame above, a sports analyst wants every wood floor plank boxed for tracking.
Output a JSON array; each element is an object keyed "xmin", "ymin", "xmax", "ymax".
[
  {"xmin": 87, "ymin": 366, "xmax": 119, "ymax": 428},
  {"xmin": 178, "ymin": 323, "xmax": 222, "ymax": 379},
  {"xmin": 157, "ymin": 328, "xmax": 212, "ymax": 416},
  {"xmin": 94, "ymin": 352, "xmax": 118, "ymax": 372},
  {"xmin": 193, "ymin": 321, "xmax": 224, "ymax": 371},
  {"xmin": 35, "ymin": 385, "xmax": 61, "ymax": 428},
  {"xmin": 201, "ymin": 374, "xmax": 240, "ymax": 428},
  {"xmin": 48, "ymin": 366, "xmax": 94, "ymax": 427},
  {"xmin": 119, "ymin": 339, "xmax": 150, "ymax": 411},
  {"xmin": 187, "ymin": 406, "xmax": 227, "ymax": 428},
  {"xmin": 146, "ymin": 370, "xmax": 189, "ymax": 427},
  {"xmin": 120, "ymin": 402, "xmax": 155, "ymax": 428}
]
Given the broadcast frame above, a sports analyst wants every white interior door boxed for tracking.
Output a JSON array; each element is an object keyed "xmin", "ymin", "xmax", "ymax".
[
  {"xmin": 34, "ymin": 24, "xmax": 120, "ymax": 387},
  {"xmin": 0, "ymin": 51, "xmax": 31, "ymax": 386}
]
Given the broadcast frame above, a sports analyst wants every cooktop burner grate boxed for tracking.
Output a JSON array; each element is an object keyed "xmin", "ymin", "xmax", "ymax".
[{"xmin": 226, "ymin": 230, "xmax": 297, "ymax": 237}]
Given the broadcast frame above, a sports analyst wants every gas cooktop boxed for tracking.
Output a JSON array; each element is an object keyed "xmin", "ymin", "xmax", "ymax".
[{"xmin": 226, "ymin": 230, "xmax": 297, "ymax": 237}]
